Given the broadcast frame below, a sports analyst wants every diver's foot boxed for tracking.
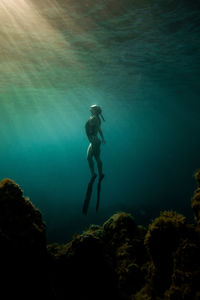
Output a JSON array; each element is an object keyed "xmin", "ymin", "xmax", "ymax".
[{"xmin": 99, "ymin": 173, "xmax": 104, "ymax": 180}]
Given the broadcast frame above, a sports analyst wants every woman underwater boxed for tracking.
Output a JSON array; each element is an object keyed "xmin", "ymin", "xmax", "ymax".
[{"xmin": 85, "ymin": 105, "xmax": 106, "ymax": 180}]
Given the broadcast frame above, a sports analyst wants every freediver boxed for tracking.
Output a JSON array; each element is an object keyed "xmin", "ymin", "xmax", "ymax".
[{"xmin": 85, "ymin": 105, "xmax": 106, "ymax": 180}]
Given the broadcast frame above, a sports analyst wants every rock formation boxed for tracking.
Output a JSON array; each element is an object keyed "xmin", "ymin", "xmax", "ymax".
[{"xmin": 0, "ymin": 169, "xmax": 200, "ymax": 299}]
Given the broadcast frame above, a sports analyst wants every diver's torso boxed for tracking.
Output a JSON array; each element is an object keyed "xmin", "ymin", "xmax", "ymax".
[{"xmin": 85, "ymin": 115, "xmax": 101, "ymax": 142}]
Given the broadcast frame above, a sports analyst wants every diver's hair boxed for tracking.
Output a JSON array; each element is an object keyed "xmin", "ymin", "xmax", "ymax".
[{"xmin": 100, "ymin": 113, "xmax": 105, "ymax": 121}]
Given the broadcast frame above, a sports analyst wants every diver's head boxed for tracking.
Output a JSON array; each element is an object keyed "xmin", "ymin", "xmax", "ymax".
[
  {"xmin": 90, "ymin": 105, "xmax": 105, "ymax": 121},
  {"xmin": 90, "ymin": 105, "xmax": 102, "ymax": 115}
]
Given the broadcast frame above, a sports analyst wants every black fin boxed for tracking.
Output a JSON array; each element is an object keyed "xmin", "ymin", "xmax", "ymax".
[
  {"xmin": 96, "ymin": 175, "xmax": 104, "ymax": 212},
  {"xmin": 82, "ymin": 175, "xmax": 97, "ymax": 215}
]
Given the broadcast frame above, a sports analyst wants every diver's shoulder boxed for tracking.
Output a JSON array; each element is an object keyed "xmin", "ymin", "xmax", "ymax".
[{"xmin": 90, "ymin": 115, "xmax": 99, "ymax": 122}]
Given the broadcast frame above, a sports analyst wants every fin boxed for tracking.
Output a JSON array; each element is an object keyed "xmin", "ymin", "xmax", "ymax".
[
  {"xmin": 96, "ymin": 174, "xmax": 104, "ymax": 212},
  {"xmin": 82, "ymin": 175, "xmax": 97, "ymax": 215}
]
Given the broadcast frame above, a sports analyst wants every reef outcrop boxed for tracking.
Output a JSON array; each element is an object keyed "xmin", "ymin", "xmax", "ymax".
[
  {"xmin": 0, "ymin": 178, "xmax": 52, "ymax": 299},
  {"xmin": 0, "ymin": 169, "xmax": 200, "ymax": 299}
]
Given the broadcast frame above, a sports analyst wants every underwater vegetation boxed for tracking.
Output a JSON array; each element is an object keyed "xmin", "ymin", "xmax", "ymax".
[{"xmin": 0, "ymin": 170, "xmax": 200, "ymax": 299}]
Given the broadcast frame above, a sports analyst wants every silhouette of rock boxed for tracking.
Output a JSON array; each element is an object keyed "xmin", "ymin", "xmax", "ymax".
[
  {"xmin": 47, "ymin": 232, "xmax": 119, "ymax": 300},
  {"xmin": 0, "ymin": 178, "xmax": 46, "ymax": 252},
  {"xmin": 0, "ymin": 178, "xmax": 52, "ymax": 299},
  {"xmin": 166, "ymin": 236, "xmax": 200, "ymax": 299},
  {"xmin": 144, "ymin": 211, "xmax": 186, "ymax": 295},
  {"xmin": 1, "ymin": 169, "xmax": 200, "ymax": 300}
]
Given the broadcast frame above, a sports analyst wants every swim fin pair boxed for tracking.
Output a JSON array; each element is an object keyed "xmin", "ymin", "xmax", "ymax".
[{"xmin": 82, "ymin": 174, "xmax": 104, "ymax": 215}]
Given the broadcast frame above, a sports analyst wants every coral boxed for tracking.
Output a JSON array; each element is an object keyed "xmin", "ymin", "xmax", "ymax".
[
  {"xmin": 103, "ymin": 212, "xmax": 137, "ymax": 244},
  {"xmin": 133, "ymin": 285, "xmax": 160, "ymax": 300},
  {"xmin": 145, "ymin": 211, "xmax": 186, "ymax": 262},
  {"xmin": 194, "ymin": 169, "xmax": 200, "ymax": 187},
  {"xmin": 164, "ymin": 237, "xmax": 200, "ymax": 300},
  {"xmin": 164, "ymin": 285, "xmax": 187, "ymax": 300},
  {"xmin": 144, "ymin": 211, "xmax": 186, "ymax": 296},
  {"xmin": 192, "ymin": 169, "xmax": 200, "ymax": 225},
  {"xmin": 46, "ymin": 212, "xmax": 148, "ymax": 299},
  {"xmin": 47, "ymin": 232, "xmax": 119, "ymax": 300},
  {"xmin": 102, "ymin": 212, "xmax": 148, "ymax": 295},
  {"xmin": 191, "ymin": 188, "xmax": 200, "ymax": 225}
]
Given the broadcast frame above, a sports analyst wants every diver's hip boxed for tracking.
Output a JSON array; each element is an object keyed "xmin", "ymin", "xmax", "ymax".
[{"xmin": 89, "ymin": 135, "xmax": 101, "ymax": 144}]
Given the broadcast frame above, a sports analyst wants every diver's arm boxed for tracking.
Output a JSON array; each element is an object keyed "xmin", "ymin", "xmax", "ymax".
[{"xmin": 99, "ymin": 128, "xmax": 106, "ymax": 144}]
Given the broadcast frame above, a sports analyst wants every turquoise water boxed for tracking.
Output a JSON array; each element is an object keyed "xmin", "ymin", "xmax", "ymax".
[{"xmin": 0, "ymin": 0, "xmax": 200, "ymax": 243}]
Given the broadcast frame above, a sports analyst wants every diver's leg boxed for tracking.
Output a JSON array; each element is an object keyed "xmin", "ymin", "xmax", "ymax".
[
  {"xmin": 94, "ymin": 143, "xmax": 104, "ymax": 178},
  {"xmin": 87, "ymin": 144, "xmax": 97, "ymax": 177},
  {"xmin": 96, "ymin": 156, "xmax": 103, "ymax": 177}
]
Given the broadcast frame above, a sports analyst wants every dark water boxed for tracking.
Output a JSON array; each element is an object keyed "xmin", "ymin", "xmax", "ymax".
[{"xmin": 0, "ymin": 0, "xmax": 200, "ymax": 243}]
